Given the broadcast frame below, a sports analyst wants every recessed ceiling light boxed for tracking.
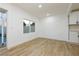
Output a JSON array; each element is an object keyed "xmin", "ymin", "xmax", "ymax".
[{"xmin": 38, "ymin": 4, "xmax": 42, "ymax": 8}]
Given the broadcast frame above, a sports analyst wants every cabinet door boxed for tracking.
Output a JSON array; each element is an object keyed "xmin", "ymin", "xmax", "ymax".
[
  {"xmin": 69, "ymin": 12, "xmax": 79, "ymax": 43},
  {"xmin": 69, "ymin": 12, "xmax": 78, "ymax": 24},
  {"xmin": 69, "ymin": 32, "xmax": 79, "ymax": 43}
]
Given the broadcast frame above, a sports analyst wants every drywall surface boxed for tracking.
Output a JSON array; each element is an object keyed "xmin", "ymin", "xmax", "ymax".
[
  {"xmin": 0, "ymin": 3, "xmax": 39, "ymax": 49},
  {"xmin": 39, "ymin": 14, "xmax": 68, "ymax": 41}
]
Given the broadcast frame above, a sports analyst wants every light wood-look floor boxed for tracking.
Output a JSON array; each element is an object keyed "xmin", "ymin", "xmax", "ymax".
[{"xmin": 0, "ymin": 38, "xmax": 79, "ymax": 56}]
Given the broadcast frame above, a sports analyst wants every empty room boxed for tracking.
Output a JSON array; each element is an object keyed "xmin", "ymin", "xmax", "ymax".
[{"xmin": 0, "ymin": 3, "xmax": 79, "ymax": 56}]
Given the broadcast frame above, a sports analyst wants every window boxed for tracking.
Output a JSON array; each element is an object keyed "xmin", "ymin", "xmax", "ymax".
[{"xmin": 23, "ymin": 19, "xmax": 35, "ymax": 33}]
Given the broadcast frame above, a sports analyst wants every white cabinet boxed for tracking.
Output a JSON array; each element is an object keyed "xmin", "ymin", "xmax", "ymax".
[
  {"xmin": 69, "ymin": 32, "xmax": 79, "ymax": 43},
  {"xmin": 69, "ymin": 11, "xmax": 79, "ymax": 43}
]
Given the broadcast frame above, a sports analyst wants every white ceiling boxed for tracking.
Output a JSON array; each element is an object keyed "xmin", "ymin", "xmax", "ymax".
[{"xmin": 14, "ymin": 3, "xmax": 70, "ymax": 18}]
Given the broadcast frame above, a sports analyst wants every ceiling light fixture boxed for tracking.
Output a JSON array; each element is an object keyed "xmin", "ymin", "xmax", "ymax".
[{"xmin": 38, "ymin": 4, "xmax": 42, "ymax": 8}]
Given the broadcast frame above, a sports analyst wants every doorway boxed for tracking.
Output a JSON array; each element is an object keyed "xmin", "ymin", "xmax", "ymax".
[{"xmin": 0, "ymin": 8, "xmax": 7, "ymax": 48}]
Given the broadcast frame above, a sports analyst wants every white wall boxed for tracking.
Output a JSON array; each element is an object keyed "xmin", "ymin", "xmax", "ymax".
[
  {"xmin": 0, "ymin": 3, "xmax": 39, "ymax": 49},
  {"xmin": 0, "ymin": 3, "xmax": 77, "ymax": 49},
  {"xmin": 39, "ymin": 14, "xmax": 68, "ymax": 41}
]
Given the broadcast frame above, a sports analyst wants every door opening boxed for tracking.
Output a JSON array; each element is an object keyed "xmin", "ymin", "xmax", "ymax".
[{"xmin": 0, "ymin": 8, "xmax": 7, "ymax": 48}]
